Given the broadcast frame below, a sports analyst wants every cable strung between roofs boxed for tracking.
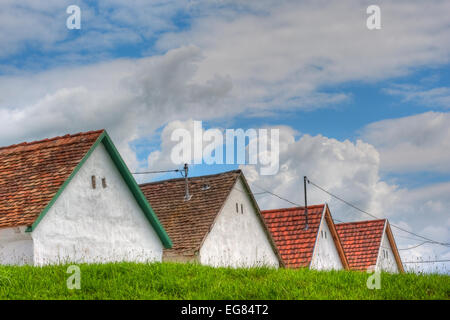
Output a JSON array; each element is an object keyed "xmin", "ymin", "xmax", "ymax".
[
  {"xmin": 247, "ymin": 180, "xmax": 450, "ymax": 252},
  {"xmin": 306, "ymin": 178, "xmax": 450, "ymax": 247}
]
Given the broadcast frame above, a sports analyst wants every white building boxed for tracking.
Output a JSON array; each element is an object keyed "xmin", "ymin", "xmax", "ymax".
[
  {"xmin": 0, "ymin": 130, "xmax": 171, "ymax": 265},
  {"xmin": 262, "ymin": 204, "xmax": 349, "ymax": 270},
  {"xmin": 336, "ymin": 219, "xmax": 404, "ymax": 273},
  {"xmin": 140, "ymin": 170, "xmax": 282, "ymax": 268}
]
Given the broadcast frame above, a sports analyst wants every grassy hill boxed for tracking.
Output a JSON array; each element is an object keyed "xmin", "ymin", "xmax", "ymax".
[{"xmin": 0, "ymin": 262, "xmax": 448, "ymax": 300}]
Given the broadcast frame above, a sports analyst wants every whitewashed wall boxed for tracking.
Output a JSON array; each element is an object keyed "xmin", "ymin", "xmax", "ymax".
[
  {"xmin": 199, "ymin": 178, "xmax": 279, "ymax": 268},
  {"xmin": 375, "ymin": 228, "xmax": 399, "ymax": 273},
  {"xmin": 310, "ymin": 215, "xmax": 344, "ymax": 270},
  {"xmin": 32, "ymin": 143, "xmax": 164, "ymax": 265},
  {"xmin": 0, "ymin": 226, "xmax": 33, "ymax": 265}
]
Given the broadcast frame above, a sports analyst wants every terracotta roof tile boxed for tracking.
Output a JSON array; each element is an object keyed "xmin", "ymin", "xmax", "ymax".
[
  {"xmin": 0, "ymin": 130, "xmax": 104, "ymax": 229},
  {"xmin": 140, "ymin": 170, "xmax": 241, "ymax": 255},
  {"xmin": 335, "ymin": 219, "xmax": 386, "ymax": 271},
  {"xmin": 261, "ymin": 205, "xmax": 325, "ymax": 268}
]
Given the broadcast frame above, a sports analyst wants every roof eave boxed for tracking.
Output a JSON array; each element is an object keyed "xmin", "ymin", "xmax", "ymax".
[
  {"xmin": 323, "ymin": 204, "xmax": 350, "ymax": 270},
  {"xmin": 385, "ymin": 221, "xmax": 405, "ymax": 273}
]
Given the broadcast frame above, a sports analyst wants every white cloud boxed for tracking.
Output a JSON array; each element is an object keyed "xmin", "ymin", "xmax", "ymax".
[
  {"xmin": 147, "ymin": 119, "xmax": 210, "ymax": 171},
  {"xmin": 0, "ymin": 1, "xmax": 67, "ymax": 59},
  {"xmin": 158, "ymin": 0, "xmax": 450, "ymax": 110},
  {"xmin": 384, "ymin": 84, "xmax": 450, "ymax": 109},
  {"xmin": 362, "ymin": 112, "xmax": 450, "ymax": 173},
  {"xmin": 241, "ymin": 128, "xmax": 394, "ymax": 215},
  {"xmin": 0, "ymin": 0, "xmax": 198, "ymax": 72},
  {"xmin": 0, "ymin": 46, "xmax": 233, "ymax": 169},
  {"xmin": 1, "ymin": 1, "xmax": 450, "ymax": 146},
  {"xmin": 3, "ymin": 1, "xmax": 450, "ymax": 110}
]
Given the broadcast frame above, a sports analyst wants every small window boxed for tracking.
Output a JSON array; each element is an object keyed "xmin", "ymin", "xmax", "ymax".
[
  {"xmin": 321, "ymin": 231, "xmax": 324, "ymax": 238},
  {"xmin": 91, "ymin": 176, "xmax": 96, "ymax": 189},
  {"xmin": 325, "ymin": 231, "xmax": 327, "ymax": 239},
  {"xmin": 102, "ymin": 177, "xmax": 107, "ymax": 188},
  {"xmin": 241, "ymin": 204, "xmax": 244, "ymax": 214},
  {"xmin": 236, "ymin": 203, "xmax": 239, "ymax": 213}
]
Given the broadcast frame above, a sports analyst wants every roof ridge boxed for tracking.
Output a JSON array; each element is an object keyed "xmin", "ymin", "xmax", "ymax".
[
  {"xmin": 139, "ymin": 169, "xmax": 242, "ymax": 186},
  {"xmin": 0, "ymin": 129, "xmax": 105, "ymax": 152},
  {"xmin": 261, "ymin": 204, "xmax": 325, "ymax": 213}
]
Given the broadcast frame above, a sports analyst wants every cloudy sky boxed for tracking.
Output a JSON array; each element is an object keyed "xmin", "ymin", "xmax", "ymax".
[{"xmin": 1, "ymin": 0, "xmax": 449, "ymax": 272}]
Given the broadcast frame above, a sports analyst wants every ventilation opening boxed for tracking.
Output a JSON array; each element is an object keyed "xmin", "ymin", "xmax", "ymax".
[
  {"xmin": 201, "ymin": 184, "xmax": 210, "ymax": 191},
  {"xmin": 91, "ymin": 176, "xmax": 96, "ymax": 189},
  {"xmin": 102, "ymin": 177, "xmax": 107, "ymax": 188}
]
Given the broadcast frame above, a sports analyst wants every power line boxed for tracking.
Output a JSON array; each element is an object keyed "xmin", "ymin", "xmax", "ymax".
[
  {"xmin": 132, "ymin": 169, "xmax": 181, "ymax": 175},
  {"xmin": 398, "ymin": 241, "xmax": 435, "ymax": 251},
  {"xmin": 250, "ymin": 183, "xmax": 303, "ymax": 207},
  {"xmin": 249, "ymin": 181, "xmax": 449, "ymax": 252},
  {"xmin": 395, "ymin": 234, "xmax": 433, "ymax": 242},
  {"xmin": 306, "ymin": 178, "xmax": 450, "ymax": 247},
  {"xmin": 233, "ymin": 187, "xmax": 268, "ymax": 196},
  {"xmin": 403, "ymin": 259, "xmax": 450, "ymax": 264}
]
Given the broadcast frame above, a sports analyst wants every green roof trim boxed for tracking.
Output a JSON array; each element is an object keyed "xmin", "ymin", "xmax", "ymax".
[
  {"xmin": 26, "ymin": 130, "xmax": 172, "ymax": 249},
  {"xmin": 100, "ymin": 131, "xmax": 172, "ymax": 248}
]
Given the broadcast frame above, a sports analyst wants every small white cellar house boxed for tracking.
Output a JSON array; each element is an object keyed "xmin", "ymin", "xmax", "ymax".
[
  {"xmin": 0, "ymin": 130, "xmax": 171, "ymax": 265},
  {"xmin": 335, "ymin": 219, "xmax": 404, "ymax": 273},
  {"xmin": 140, "ymin": 170, "xmax": 282, "ymax": 268},
  {"xmin": 262, "ymin": 204, "xmax": 349, "ymax": 270}
]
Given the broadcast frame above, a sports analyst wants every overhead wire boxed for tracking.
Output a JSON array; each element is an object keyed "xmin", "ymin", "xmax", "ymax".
[
  {"xmin": 247, "ymin": 181, "xmax": 449, "ymax": 253},
  {"xmin": 402, "ymin": 259, "xmax": 450, "ymax": 264},
  {"xmin": 132, "ymin": 169, "xmax": 181, "ymax": 175},
  {"xmin": 306, "ymin": 178, "xmax": 450, "ymax": 247}
]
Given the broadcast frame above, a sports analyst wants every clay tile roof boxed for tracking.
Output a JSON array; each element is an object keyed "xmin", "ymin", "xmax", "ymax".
[
  {"xmin": 0, "ymin": 130, "xmax": 104, "ymax": 229},
  {"xmin": 261, "ymin": 205, "xmax": 325, "ymax": 268},
  {"xmin": 140, "ymin": 170, "xmax": 242, "ymax": 254},
  {"xmin": 335, "ymin": 219, "xmax": 386, "ymax": 271}
]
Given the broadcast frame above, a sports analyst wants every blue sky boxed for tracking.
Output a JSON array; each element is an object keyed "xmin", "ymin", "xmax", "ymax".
[{"xmin": 0, "ymin": 0, "xmax": 449, "ymax": 272}]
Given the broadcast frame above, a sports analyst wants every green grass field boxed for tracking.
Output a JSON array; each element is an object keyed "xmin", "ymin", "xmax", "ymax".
[{"xmin": 0, "ymin": 262, "xmax": 448, "ymax": 300}]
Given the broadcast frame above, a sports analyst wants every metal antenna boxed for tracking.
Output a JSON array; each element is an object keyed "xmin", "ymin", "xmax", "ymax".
[
  {"xmin": 304, "ymin": 176, "xmax": 309, "ymax": 230},
  {"xmin": 183, "ymin": 163, "xmax": 191, "ymax": 201}
]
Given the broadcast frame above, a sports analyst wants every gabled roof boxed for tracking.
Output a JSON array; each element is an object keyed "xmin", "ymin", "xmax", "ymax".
[
  {"xmin": 140, "ymin": 170, "xmax": 282, "ymax": 263},
  {"xmin": 0, "ymin": 130, "xmax": 171, "ymax": 248},
  {"xmin": 335, "ymin": 219, "xmax": 403, "ymax": 272},
  {"xmin": 0, "ymin": 130, "xmax": 104, "ymax": 229},
  {"xmin": 261, "ymin": 204, "xmax": 348, "ymax": 269}
]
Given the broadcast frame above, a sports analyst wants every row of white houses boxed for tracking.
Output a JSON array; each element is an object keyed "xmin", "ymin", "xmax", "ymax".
[{"xmin": 0, "ymin": 130, "xmax": 403, "ymax": 272}]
